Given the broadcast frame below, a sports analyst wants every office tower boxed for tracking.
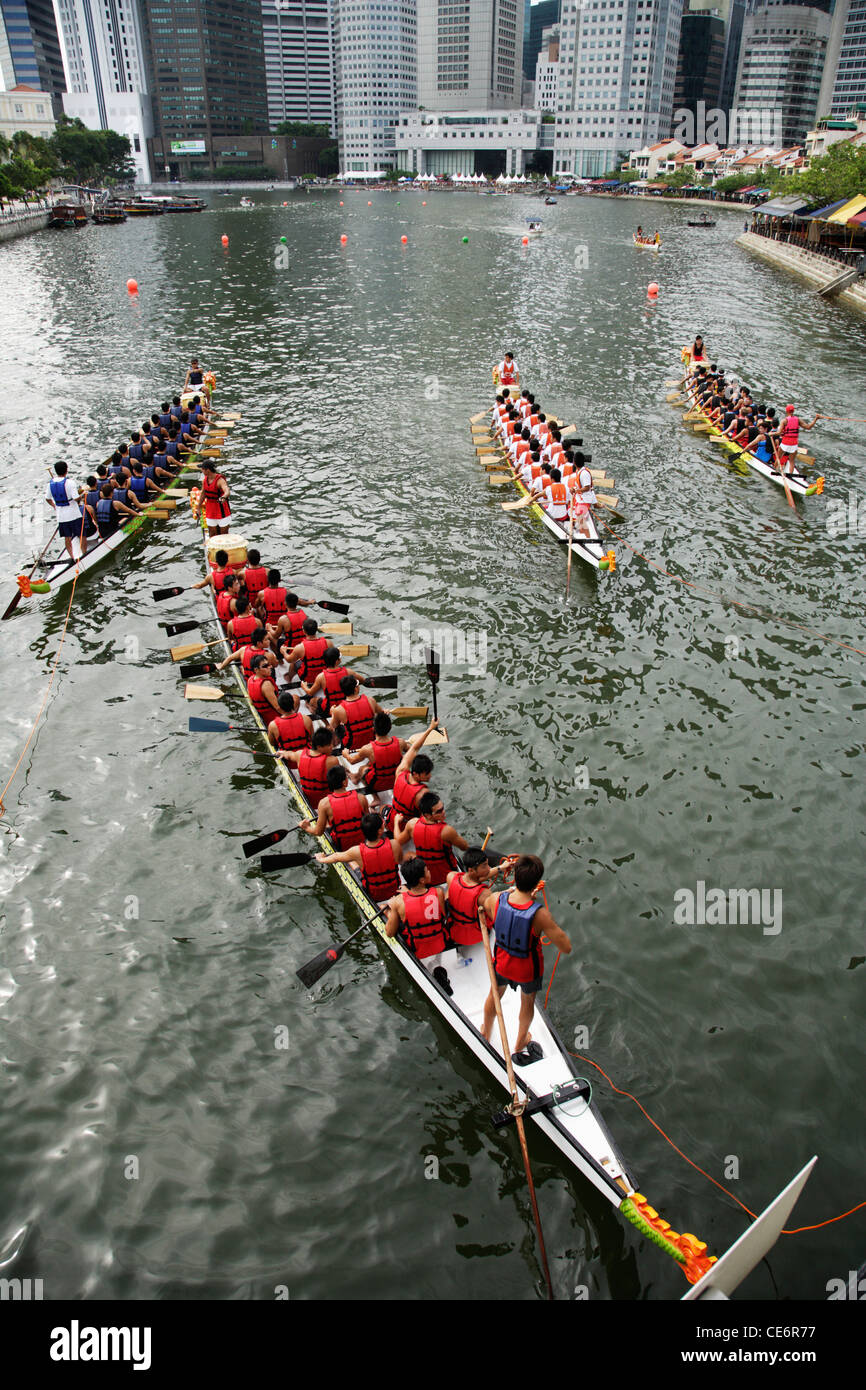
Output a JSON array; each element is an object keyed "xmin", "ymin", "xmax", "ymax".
[
  {"xmin": 553, "ymin": 0, "xmax": 685, "ymax": 179},
  {"xmin": 139, "ymin": 0, "xmax": 268, "ymax": 143},
  {"xmin": 818, "ymin": 0, "xmax": 866, "ymax": 119},
  {"xmin": 674, "ymin": 8, "xmax": 725, "ymax": 120},
  {"xmin": 417, "ymin": 0, "xmax": 523, "ymax": 111},
  {"xmin": 55, "ymin": 0, "xmax": 153, "ymax": 181},
  {"xmin": 732, "ymin": 1, "xmax": 832, "ymax": 145},
  {"xmin": 332, "ymin": 0, "xmax": 417, "ymax": 172},
  {"xmin": 0, "ymin": 0, "xmax": 65, "ymax": 111},
  {"xmin": 524, "ymin": 0, "xmax": 559, "ymax": 78},
  {"xmin": 261, "ymin": 0, "xmax": 335, "ymax": 131}
]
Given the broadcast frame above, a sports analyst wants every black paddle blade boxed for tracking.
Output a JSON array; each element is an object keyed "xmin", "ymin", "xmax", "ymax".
[
  {"xmin": 165, "ymin": 619, "xmax": 200, "ymax": 637},
  {"xmin": 259, "ymin": 852, "xmax": 313, "ymax": 872},
  {"xmin": 425, "ymin": 647, "xmax": 440, "ymax": 684},
  {"xmin": 153, "ymin": 586, "xmax": 185, "ymax": 601},
  {"xmin": 180, "ymin": 661, "xmax": 217, "ymax": 678},
  {"xmin": 296, "ymin": 943, "xmax": 345, "ymax": 987},
  {"xmin": 243, "ymin": 828, "xmax": 290, "ymax": 859},
  {"xmin": 1, "ymin": 590, "xmax": 23, "ymax": 621},
  {"xmin": 364, "ymin": 675, "xmax": 398, "ymax": 690},
  {"xmin": 317, "ymin": 599, "xmax": 350, "ymax": 615},
  {"xmin": 189, "ymin": 716, "xmax": 231, "ymax": 733},
  {"xmin": 562, "ymin": 436, "xmax": 583, "ymax": 448}
]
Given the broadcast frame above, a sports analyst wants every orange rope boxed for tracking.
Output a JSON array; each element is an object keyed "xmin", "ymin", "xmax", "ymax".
[
  {"xmin": 0, "ymin": 515, "xmax": 84, "ymax": 817},
  {"xmin": 597, "ymin": 515, "xmax": 866, "ymax": 659},
  {"xmin": 569, "ymin": 1050, "xmax": 866, "ymax": 1236}
]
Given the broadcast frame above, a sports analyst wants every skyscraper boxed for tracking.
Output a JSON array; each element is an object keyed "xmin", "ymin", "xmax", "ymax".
[
  {"xmin": 553, "ymin": 0, "xmax": 684, "ymax": 179},
  {"xmin": 55, "ymin": 0, "xmax": 154, "ymax": 181},
  {"xmin": 261, "ymin": 0, "xmax": 335, "ymax": 131},
  {"xmin": 524, "ymin": 0, "xmax": 559, "ymax": 79},
  {"xmin": 674, "ymin": 9, "xmax": 725, "ymax": 121},
  {"xmin": 818, "ymin": 0, "xmax": 866, "ymax": 119},
  {"xmin": 0, "ymin": 0, "xmax": 65, "ymax": 111},
  {"xmin": 732, "ymin": 1, "xmax": 832, "ymax": 145},
  {"xmin": 332, "ymin": 0, "xmax": 417, "ymax": 173},
  {"xmin": 417, "ymin": 0, "xmax": 523, "ymax": 111},
  {"xmin": 139, "ymin": 0, "xmax": 268, "ymax": 146}
]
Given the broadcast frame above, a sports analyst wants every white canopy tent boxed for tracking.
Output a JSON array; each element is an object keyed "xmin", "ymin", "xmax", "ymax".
[{"xmin": 336, "ymin": 170, "xmax": 388, "ymax": 180}]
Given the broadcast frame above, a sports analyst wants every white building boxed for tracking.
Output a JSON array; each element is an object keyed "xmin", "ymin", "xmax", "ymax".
[
  {"xmin": 553, "ymin": 0, "xmax": 685, "ymax": 179},
  {"xmin": 417, "ymin": 0, "xmax": 524, "ymax": 111},
  {"xmin": 55, "ymin": 0, "xmax": 153, "ymax": 183},
  {"xmin": 262, "ymin": 0, "xmax": 335, "ymax": 133},
  {"xmin": 534, "ymin": 25, "xmax": 559, "ymax": 112},
  {"xmin": 332, "ymin": 0, "xmax": 418, "ymax": 173},
  {"xmin": 628, "ymin": 136, "xmax": 686, "ymax": 178},
  {"xmin": 394, "ymin": 107, "xmax": 542, "ymax": 174},
  {"xmin": 0, "ymin": 83, "xmax": 56, "ymax": 139},
  {"xmin": 816, "ymin": 0, "xmax": 866, "ymax": 122}
]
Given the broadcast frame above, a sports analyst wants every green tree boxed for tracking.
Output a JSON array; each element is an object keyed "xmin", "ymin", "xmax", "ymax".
[{"xmin": 275, "ymin": 121, "xmax": 330, "ymax": 137}]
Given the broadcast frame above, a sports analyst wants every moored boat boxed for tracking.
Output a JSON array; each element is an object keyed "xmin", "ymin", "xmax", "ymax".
[
  {"xmin": 123, "ymin": 198, "xmax": 164, "ymax": 217},
  {"xmin": 48, "ymin": 203, "xmax": 88, "ymax": 229},
  {"xmin": 687, "ymin": 216, "xmax": 715, "ymax": 227},
  {"xmin": 92, "ymin": 202, "xmax": 127, "ymax": 225}
]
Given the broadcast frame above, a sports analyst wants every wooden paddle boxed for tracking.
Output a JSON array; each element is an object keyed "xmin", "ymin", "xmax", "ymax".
[
  {"xmin": 593, "ymin": 494, "xmax": 620, "ymax": 510},
  {"xmin": 184, "ymin": 684, "xmax": 226, "ymax": 701},
  {"xmin": 469, "ymin": 412, "xmax": 488, "ymax": 425},
  {"xmin": 320, "ymin": 622, "xmax": 352, "ymax": 636},
  {"xmin": 2, "ymin": 525, "xmax": 59, "ymax": 620},
  {"xmin": 488, "ymin": 474, "xmax": 512, "ymax": 486},
  {"xmin": 339, "ymin": 644, "xmax": 369, "ymax": 660},
  {"xmin": 501, "ymin": 494, "xmax": 534, "ymax": 512},
  {"xmin": 171, "ymin": 638, "xmax": 224, "ymax": 662},
  {"xmin": 389, "ymin": 706, "xmax": 428, "ymax": 719},
  {"xmin": 771, "ymin": 439, "xmax": 796, "ymax": 509},
  {"xmin": 296, "ymin": 911, "xmax": 385, "ymax": 989}
]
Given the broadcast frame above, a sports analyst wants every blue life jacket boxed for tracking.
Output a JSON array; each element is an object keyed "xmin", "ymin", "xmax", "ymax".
[
  {"xmin": 159, "ymin": 412, "xmax": 172, "ymax": 429},
  {"xmin": 753, "ymin": 438, "xmax": 773, "ymax": 463},
  {"xmin": 96, "ymin": 496, "xmax": 118, "ymax": 534},
  {"xmin": 165, "ymin": 440, "xmax": 180, "ymax": 459},
  {"xmin": 494, "ymin": 898, "xmax": 541, "ymax": 959},
  {"xmin": 128, "ymin": 475, "xmax": 148, "ymax": 499},
  {"xmin": 129, "ymin": 442, "xmax": 144, "ymax": 461},
  {"xmin": 49, "ymin": 478, "xmax": 73, "ymax": 507}
]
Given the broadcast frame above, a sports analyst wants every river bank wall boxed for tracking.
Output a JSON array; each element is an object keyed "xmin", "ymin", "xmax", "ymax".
[
  {"xmin": 0, "ymin": 209, "xmax": 50, "ymax": 244},
  {"xmin": 737, "ymin": 231, "xmax": 866, "ymax": 316}
]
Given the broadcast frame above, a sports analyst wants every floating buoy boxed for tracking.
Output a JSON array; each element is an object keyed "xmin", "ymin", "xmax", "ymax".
[
  {"xmin": 280, "ymin": 235, "xmax": 287, "ymax": 244},
  {"xmin": 422, "ymin": 200, "xmax": 427, "ymax": 206},
  {"xmin": 282, "ymin": 201, "xmax": 288, "ymax": 206},
  {"xmin": 462, "ymin": 236, "xmax": 469, "ymax": 243},
  {"xmin": 368, "ymin": 200, "xmax": 372, "ymax": 206},
  {"xmin": 31, "ymin": 581, "xmax": 51, "ymax": 594},
  {"xmin": 339, "ymin": 200, "xmax": 344, "ymax": 206},
  {"xmin": 401, "ymin": 235, "xmax": 408, "ymax": 244},
  {"xmin": 221, "ymin": 234, "xmax": 228, "ymax": 247},
  {"xmin": 396, "ymin": 200, "xmax": 400, "ymax": 205},
  {"xmin": 126, "ymin": 277, "xmax": 138, "ymax": 293},
  {"xmin": 340, "ymin": 234, "xmax": 348, "ymax": 244},
  {"xmin": 648, "ymin": 281, "xmax": 659, "ymax": 297},
  {"xmin": 521, "ymin": 236, "xmax": 529, "ymax": 246}
]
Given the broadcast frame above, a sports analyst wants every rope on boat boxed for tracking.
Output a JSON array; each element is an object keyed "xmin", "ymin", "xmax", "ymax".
[
  {"xmin": 0, "ymin": 514, "xmax": 86, "ymax": 818},
  {"xmin": 595, "ymin": 515, "xmax": 866, "ymax": 661}
]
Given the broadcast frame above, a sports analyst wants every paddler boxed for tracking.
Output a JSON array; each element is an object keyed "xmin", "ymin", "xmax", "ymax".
[
  {"xmin": 200, "ymin": 458, "xmax": 231, "ymax": 537},
  {"xmin": 446, "ymin": 849, "xmax": 499, "ymax": 949},
  {"xmin": 267, "ymin": 688, "xmax": 313, "ymax": 755},
  {"xmin": 46, "ymin": 461, "xmax": 87, "ymax": 559},
  {"xmin": 284, "ymin": 617, "xmax": 335, "ymax": 689},
  {"xmin": 686, "ymin": 334, "xmax": 708, "ymax": 367},
  {"xmin": 329, "ymin": 675, "xmax": 387, "ymax": 752},
  {"xmin": 344, "ymin": 716, "xmax": 439, "ymax": 804},
  {"xmin": 183, "ymin": 357, "xmax": 209, "ymax": 398},
  {"xmin": 299, "ymin": 764, "xmax": 370, "ymax": 849},
  {"xmin": 480, "ymin": 854, "xmax": 572, "ymax": 1063},
  {"xmin": 314, "ymin": 811, "xmax": 403, "ymax": 903},
  {"xmin": 396, "ymin": 791, "xmax": 469, "ymax": 886},
  {"xmin": 280, "ymin": 726, "xmax": 341, "ymax": 808},
  {"xmin": 247, "ymin": 653, "xmax": 281, "ymax": 721},
  {"xmin": 568, "ymin": 460, "xmax": 596, "ymax": 537},
  {"xmin": 390, "ymin": 721, "xmax": 441, "ymax": 831},
  {"xmin": 492, "ymin": 351, "xmax": 519, "ymax": 387},
  {"xmin": 771, "ymin": 404, "xmax": 820, "ymax": 476},
  {"xmin": 384, "ymin": 857, "xmax": 450, "ymax": 975}
]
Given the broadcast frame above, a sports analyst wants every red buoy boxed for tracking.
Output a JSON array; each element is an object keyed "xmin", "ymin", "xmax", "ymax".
[{"xmin": 126, "ymin": 278, "xmax": 138, "ymax": 294}]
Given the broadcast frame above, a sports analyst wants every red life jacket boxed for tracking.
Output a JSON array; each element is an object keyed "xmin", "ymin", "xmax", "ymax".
[
  {"xmin": 271, "ymin": 710, "xmax": 307, "ymax": 751},
  {"xmin": 340, "ymin": 692, "xmax": 375, "ymax": 750},
  {"xmin": 299, "ymin": 750, "xmax": 331, "ymax": 808},
  {"xmin": 247, "ymin": 672, "xmax": 275, "ymax": 720},
  {"xmin": 400, "ymin": 888, "xmax": 447, "ymax": 960},
  {"xmin": 321, "ymin": 664, "xmax": 347, "ymax": 713},
  {"xmin": 244, "ymin": 565, "xmax": 268, "ymax": 598},
  {"xmin": 260, "ymin": 586, "xmax": 288, "ymax": 624},
  {"xmin": 202, "ymin": 471, "xmax": 229, "ymax": 517},
  {"xmin": 447, "ymin": 873, "xmax": 486, "ymax": 945},
  {"xmin": 284, "ymin": 608, "xmax": 306, "ymax": 645},
  {"xmin": 328, "ymin": 787, "xmax": 364, "ymax": 850},
  {"xmin": 366, "ymin": 736, "xmax": 401, "ymax": 791},
  {"xmin": 241, "ymin": 643, "xmax": 266, "ymax": 676},
  {"xmin": 216, "ymin": 590, "xmax": 234, "ymax": 627},
  {"xmin": 780, "ymin": 414, "xmax": 799, "ymax": 445},
  {"xmin": 359, "ymin": 837, "xmax": 400, "ymax": 901},
  {"xmin": 391, "ymin": 770, "xmax": 425, "ymax": 825},
  {"xmin": 412, "ymin": 819, "xmax": 459, "ymax": 886},
  {"xmin": 231, "ymin": 613, "xmax": 258, "ymax": 651},
  {"xmin": 492, "ymin": 895, "xmax": 543, "ymax": 983},
  {"xmin": 211, "ymin": 565, "xmax": 232, "ymax": 594},
  {"xmin": 299, "ymin": 636, "xmax": 329, "ymax": 683}
]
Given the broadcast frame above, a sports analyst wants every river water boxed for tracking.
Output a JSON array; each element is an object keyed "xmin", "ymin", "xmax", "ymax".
[{"xmin": 0, "ymin": 189, "xmax": 864, "ymax": 1302}]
